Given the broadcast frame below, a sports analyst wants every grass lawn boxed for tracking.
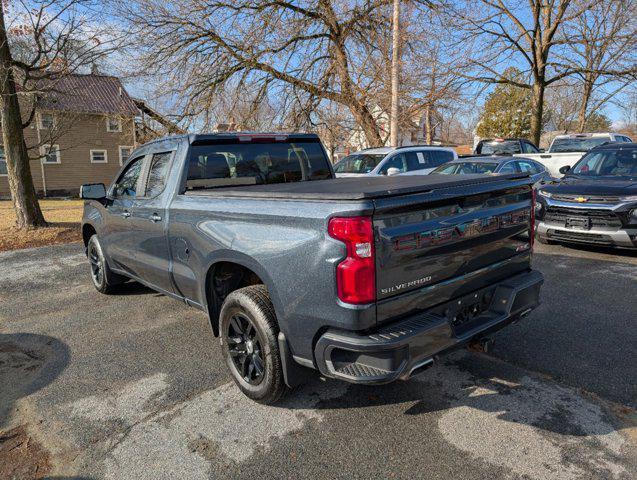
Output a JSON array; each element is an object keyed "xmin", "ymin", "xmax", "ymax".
[{"xmin": 0, "ymin": 199, "xmax": 84, "ymax": 252}]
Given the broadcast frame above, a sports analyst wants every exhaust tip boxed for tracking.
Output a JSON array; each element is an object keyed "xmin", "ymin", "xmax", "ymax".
[{"xmin": 408, "ymin": 358, "xmax": 434, "ymax": 378}]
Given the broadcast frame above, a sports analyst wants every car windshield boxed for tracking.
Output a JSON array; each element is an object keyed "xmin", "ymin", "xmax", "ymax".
[
  {"xmin": 433, "ymin": 162, "xmax": 499, "ymax": 175},
  {"xmin": 186, "ymin": 139, "xmax": 332, "ymax": 189},
  {"xmin": 570, "ymin": 149, "xmax": 637, "ymax": 178},
  {"xmin": 478, "ymin": 141, "xmax": 520, "ymax": 155},
  {"xmin": 550, "ymin": 136, "xmax": 611, "ymax": 153},
  {"xmin": 334, "ymin": 154, "xmax": 386, "ymax": 174}
]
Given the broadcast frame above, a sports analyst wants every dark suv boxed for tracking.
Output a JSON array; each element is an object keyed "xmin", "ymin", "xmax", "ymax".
[{"xmin": 536, "ymin": 143, "xmax": 637, "ymax": 248}]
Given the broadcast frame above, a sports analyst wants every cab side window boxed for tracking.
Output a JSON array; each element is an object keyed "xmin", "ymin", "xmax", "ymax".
[
  {"xmin": 430, "ymin": 150, "xmax": 455, "ymax": 167},
  {"xmin": 499, "ymin": 162, "xmax": 518, "ymax": 174},
  {"xmin": 113, "ymin": 156, "xmax": 145, "ymax": 198},
  {"xmin": 145, "ymin": 152, "xmax": 173, "ymax": 197},
  {"xmin": 522, "ymin": 142, "xmax": 538, "ymax": 153},
  {"xmin": 379, "ymin": 154, "xmax": 407, "ymax": 174},
  {"xmin": 405, "ymin": 152, "xmax": 424, "ymax": 171},
  {"xmin": 516, "ymin": 160, "xmax": 536, "ymax": 173}
]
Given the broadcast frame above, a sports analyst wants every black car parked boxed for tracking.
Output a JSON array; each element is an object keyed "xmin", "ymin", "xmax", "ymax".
[
  {"xmin": 536, "ymin": 143, "xmax": 637, "ymax": 248},
  {"xmin": 432, "ymin": 156, "xmax": 552, "ymax": 186}
]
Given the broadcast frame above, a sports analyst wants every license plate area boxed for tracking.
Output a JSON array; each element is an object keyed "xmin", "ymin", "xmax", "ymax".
[
  {"xmin": 565, "ymin": 217, "xmax": 591, "ymax": 230},
  {"xmin": 441, "ymin": 287, "xmax": 496, "ymax": 335}
]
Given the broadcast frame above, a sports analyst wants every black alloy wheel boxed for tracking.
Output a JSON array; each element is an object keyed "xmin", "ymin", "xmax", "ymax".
[
  {"xmin": 226, "ymin": 312, "xmax": 265, "ymax": 385},
  {"xmin": 88, "ymin": 242, "xmax": 103, "ymax": 287},
  {"xmin": 218, "ymin": 284, "xmax": 287, "ymax": 404}
]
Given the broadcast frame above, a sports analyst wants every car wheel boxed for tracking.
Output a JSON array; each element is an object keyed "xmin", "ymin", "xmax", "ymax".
[
  {"xmin": 219, "ymin": 285, "xmax": 287, "ymax": 404},
  {"xmin": 87, "ymin": 234, "xmax": 126, "ymax": 294}
]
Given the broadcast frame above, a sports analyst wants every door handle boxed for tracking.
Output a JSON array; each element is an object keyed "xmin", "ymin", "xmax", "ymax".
[
  {"xmin": 150, "ymin": 213, "xmax": 162, "ymax": 223},
  {"xmin": 122, "ymin": 211, "xmax": 131, "ymax": 218}
]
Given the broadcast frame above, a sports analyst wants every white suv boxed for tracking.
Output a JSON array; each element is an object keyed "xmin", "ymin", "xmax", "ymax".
[{"xmin": 333, "ymin": 146, "xmax": 458, "ymax": 177}]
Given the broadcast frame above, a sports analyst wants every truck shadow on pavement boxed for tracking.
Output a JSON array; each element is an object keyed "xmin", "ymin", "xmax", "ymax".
[
  {"xmin": 0, "ymin": 333, "xmax": 70, "ymax": 428},
  {"xmin": 108, "ymin": 281, "xmax": 163, "ymax": 296},
  {"xmin": 289, "ymin": 351, "xmax": 623, "ymax": 440}
]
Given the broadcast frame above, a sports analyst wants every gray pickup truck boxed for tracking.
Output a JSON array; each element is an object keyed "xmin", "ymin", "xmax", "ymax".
[{"xmin": 81, "ymin": 133, "xmax": 543, "ymax": 404}]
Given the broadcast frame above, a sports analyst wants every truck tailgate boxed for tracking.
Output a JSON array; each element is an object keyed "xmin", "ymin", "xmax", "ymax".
[{"xmin": 373, "ymin": 178, "xmax": 533, "ymax": 324}]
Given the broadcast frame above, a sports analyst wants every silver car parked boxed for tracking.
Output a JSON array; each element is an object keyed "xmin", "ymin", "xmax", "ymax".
[{"xmin": 334, "ymin": 145, "xmax": 458, "ymax": 177}]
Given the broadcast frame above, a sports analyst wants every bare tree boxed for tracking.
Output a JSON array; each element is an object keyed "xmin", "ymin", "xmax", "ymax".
[
  {"xmin": 401, "ymin": 6, "xmax": 474, "ymax": 144},
  {"xmin": 312, "ymin": 102, "xmax": 355, "ymax": 161},
  {"xmin": 2, "ymin": 0, "xmax": 125, "ymax": 228},
  {"xmin": 1, "ymin": 1, "xmax": 45, "ymax": 227},
  {"xmin": 544, "ymin": 81, "xmax": 581, "ymax": 133},
  {"xmin": 560, "ymin": 0, "xmax": 637, "ymax": 132},
  {"xmin": 115, "ymin": 0, "xmax": 423, "ymax": 147},
  {"xmin": 453, "ymin": 0, "xmax": 626, "ymax": 145}
]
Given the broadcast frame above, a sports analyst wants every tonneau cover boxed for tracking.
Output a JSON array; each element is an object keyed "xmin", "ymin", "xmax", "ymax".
[{"xmin": 186, "ymin": 173, "xmax": 529, "ymax": 200}]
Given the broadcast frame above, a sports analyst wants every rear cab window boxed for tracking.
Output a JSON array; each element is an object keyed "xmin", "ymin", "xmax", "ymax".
[
  {"xmin": 185, "ymin": 137, "xmax": 332, "ymax": 190},
  {"xmin": 477, "ymin": 140, "xmax": 521, "ymax": 155},
  {"xmin": 550, "ymin": 136, "xmax": 611, "ymax": 153}
]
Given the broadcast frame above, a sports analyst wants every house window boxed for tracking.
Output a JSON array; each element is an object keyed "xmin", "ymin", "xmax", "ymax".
[
  {"xmin": 119, "ymin": 146, "xmax": 133, "ymax": 165},
  {"xmin": 39, "ymin": 113, "xmax": 54, "ymax": 129},
  {"xmin": 90, "ymin": 149, "xmax": 108, "ymax": 163},
  {"xmin": 106, "ymin": 117, "xmax": 121, "ymax": 132},
  {"xmin": 0, "ymin": 147, "xmax": 7, "ymax": 175},
  {"xmin": 41, "ymin": 144, "xmax": 60, "ymax": 164}
]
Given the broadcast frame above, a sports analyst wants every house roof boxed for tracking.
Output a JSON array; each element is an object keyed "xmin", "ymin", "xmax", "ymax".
[{"xmin": 38, "ymin": 74, "xmax": 138, "ymax": 116}]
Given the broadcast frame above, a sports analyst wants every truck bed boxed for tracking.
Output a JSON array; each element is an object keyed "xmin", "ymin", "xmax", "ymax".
[{"xmin": 185, "ymin": 173, "xmax": 529, "ymax": 201}]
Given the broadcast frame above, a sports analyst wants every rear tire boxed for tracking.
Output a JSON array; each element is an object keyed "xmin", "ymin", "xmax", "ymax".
[
  {"xmin": 87, "ymin": 234, "xmax": 126, "ymax": 294},
  {"xmin": 219, "ymin": 285, "xmax": 287, "ymax": 404}
]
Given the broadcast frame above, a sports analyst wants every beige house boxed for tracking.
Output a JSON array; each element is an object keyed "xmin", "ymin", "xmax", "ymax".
[{"xmin": 0, "ymin": 74, "xmax": 138, "ymax": 197}]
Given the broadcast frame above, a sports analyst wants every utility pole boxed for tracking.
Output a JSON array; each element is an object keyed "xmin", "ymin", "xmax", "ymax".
[{"xmin": 389, "ymin": 0, "xmax": 401, "ymax": 147}]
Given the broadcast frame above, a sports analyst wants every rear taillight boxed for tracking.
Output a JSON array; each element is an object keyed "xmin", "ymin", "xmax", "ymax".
[
  {"xmin": 530, "ymin": 188, "xmax": 536, "ymax": 249},
  {"xmin": 328, "ymin": 216, "xmax": 376, "ymax": 305}
]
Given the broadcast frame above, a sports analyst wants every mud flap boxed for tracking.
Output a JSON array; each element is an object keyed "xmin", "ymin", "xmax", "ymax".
[{"xmin": 277, "ymin": 332, "xmax": 309, "ymax": 388}]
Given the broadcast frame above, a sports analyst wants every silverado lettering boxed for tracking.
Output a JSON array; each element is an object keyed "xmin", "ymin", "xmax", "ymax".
[
  {"xmin": 381, "ymin": 276, "xmax": 433, "ymax": 295},
  {"xmin": 393, "ymin": 208, "xmax": 529, "ymax": 251}
]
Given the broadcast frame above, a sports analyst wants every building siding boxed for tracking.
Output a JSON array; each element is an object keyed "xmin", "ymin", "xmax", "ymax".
[{"xmin": 1, "ymin": 112, "xmax": 135, "ymax": 197}]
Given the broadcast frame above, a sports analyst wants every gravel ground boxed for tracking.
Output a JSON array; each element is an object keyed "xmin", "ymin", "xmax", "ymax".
[{"xmin": 0, "ymin": 241, "xmax": 635, "ymax": 479}]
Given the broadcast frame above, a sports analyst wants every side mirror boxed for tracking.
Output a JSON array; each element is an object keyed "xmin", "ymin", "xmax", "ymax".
[
  {"xmin": 538, "ymin": 148, "xmax": 545, "ymax": 153},
  {"xmin": 386, "ymin": 167, "xmax": 401, "ymax": 176},
  {"xmin": 80, "ymin": 183, "xmax": 106, "ymax": 200},
  {"xmin": 558, "ymin": 165, "xmax": 571, "ymax": 175}
]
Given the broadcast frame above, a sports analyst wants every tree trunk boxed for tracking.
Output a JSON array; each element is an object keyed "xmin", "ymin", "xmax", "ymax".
[
  {"xmin": 530, "ymin": 81, "xmax": 545, "ymax": 147},
  {"xmin": 389, "ymin": 0, "xmax": 400, "ymax": 147},
  {"xmin": 350, "ymin": 101, "xmax": 384, "ymax": 147},
  {"xmin": 576, "ymin": 79, "xmax": 593, "ymax": 133},
  {"xmin": 0, "ymin": 3, "xmax": 46, "ymax": 228}
]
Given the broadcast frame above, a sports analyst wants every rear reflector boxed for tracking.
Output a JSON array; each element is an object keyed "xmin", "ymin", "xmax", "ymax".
[{"xmin": 328, "ymin": 216, "xmax": 376, "ymax": 305}]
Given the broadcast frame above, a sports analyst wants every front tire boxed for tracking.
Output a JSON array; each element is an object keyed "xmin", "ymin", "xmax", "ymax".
[
  {"xmin": 219, "ymin": 285, "xmax": 287, "ymax": 404},
  {"xmin": 87, "ymin": 235, "xmax": 126, "ymax": 294}
]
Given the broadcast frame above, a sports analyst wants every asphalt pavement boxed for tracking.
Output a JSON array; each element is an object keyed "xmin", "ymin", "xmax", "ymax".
[{"xmin": 1, "ymin": 241, "xmax": 636, "ymax": 479}]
